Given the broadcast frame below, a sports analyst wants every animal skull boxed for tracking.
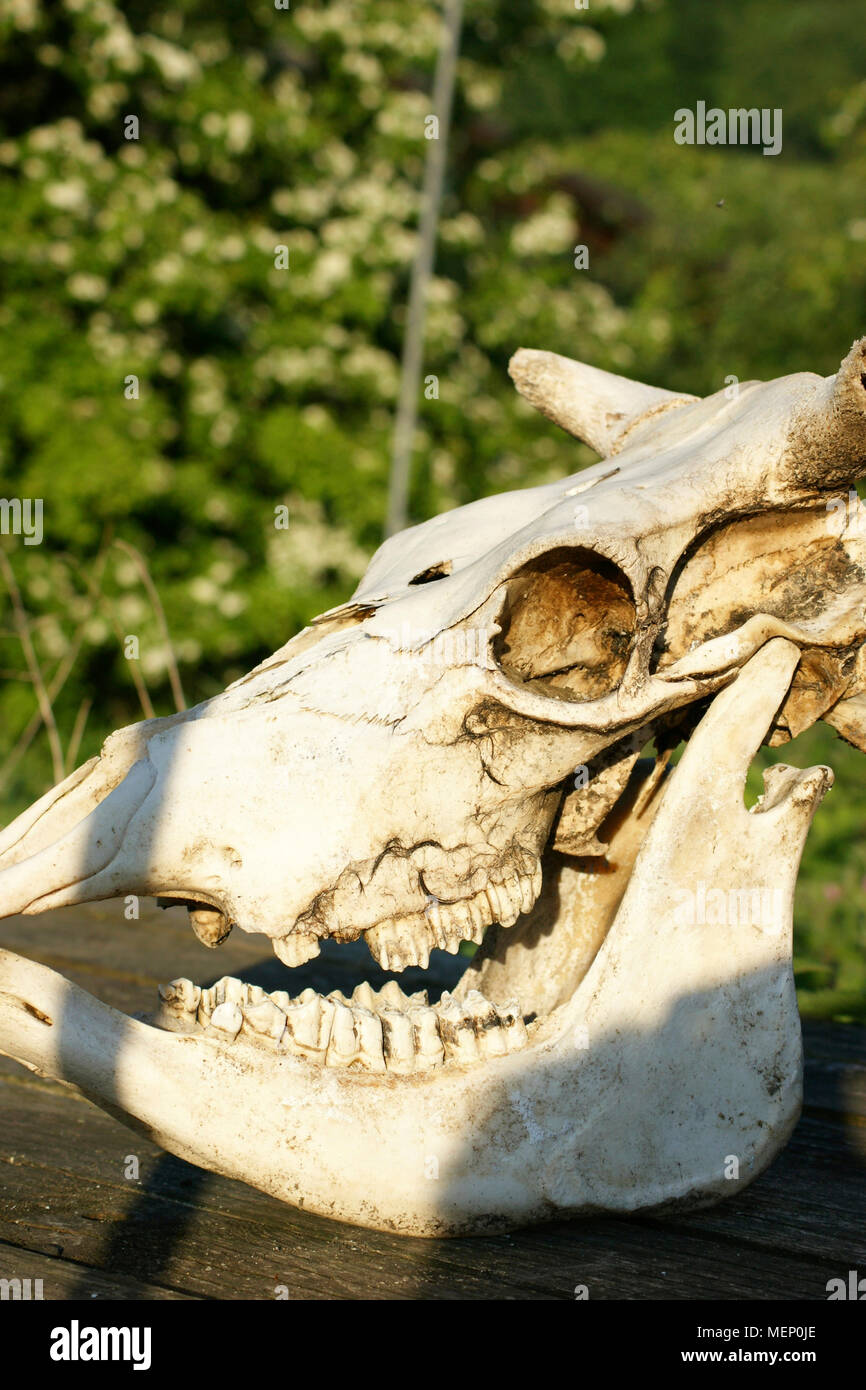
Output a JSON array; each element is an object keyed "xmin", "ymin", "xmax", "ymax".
[{"xmin": 2, "ymin": 339, "xmax": 866, "ymax": 1236}]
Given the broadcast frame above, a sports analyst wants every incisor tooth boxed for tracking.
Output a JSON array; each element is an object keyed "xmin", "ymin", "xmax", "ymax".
[{"xmin": 273, "ymin": 933, "xmax": 321, "ymax": 968}]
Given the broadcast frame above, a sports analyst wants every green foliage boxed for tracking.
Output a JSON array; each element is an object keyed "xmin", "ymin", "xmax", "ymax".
[{"xmin": 0, "ymin": 0, "xmax": 863, "ymax": 1018}]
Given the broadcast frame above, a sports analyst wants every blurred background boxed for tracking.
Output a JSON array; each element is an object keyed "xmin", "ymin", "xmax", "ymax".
[{"xmin": 0, "ymin": 0, "xmax": 864, "ymax": 1017}]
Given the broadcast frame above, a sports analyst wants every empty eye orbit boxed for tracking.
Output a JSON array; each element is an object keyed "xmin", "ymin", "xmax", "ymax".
[{"xmin": 493, "ymin": 548, "xmax": 636, "ymax": 702}]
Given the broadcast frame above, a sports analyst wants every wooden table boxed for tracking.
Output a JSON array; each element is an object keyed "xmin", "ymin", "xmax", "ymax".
[{"xmin": 1, "ymin": 902, "xmax": 863, "ymax": 1300}]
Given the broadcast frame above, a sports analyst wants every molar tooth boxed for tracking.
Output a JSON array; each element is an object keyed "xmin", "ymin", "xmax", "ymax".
[
  {"xmin": 408, "ymin": 989, "xmax": 429, "ymax": 1007},
  {"xmin": 217, "ymin": 976, "xmax": 248, "ymax": 1007},
  {"xmin": 364, "ymin": 921, "xmax": 392, "ymax": 970},
  {"xmin": 366, "ymin": 916, "xmax": 431, "ymax": 971},
  {"xmin": 270, "ymin": 990, "xmax": 292, "ymax": 1012},
  {"xmin": 243, "ymin": 999, "xmax": 287, "ymax": 1048},
  {"xmin": 441, "ymin": 928, "xmax": 464, "ymax": 956},
  {"xmin": 353, "ymin": 1006, "xmax": 386, "ymax": 1072},
  {"xmin": 436, "ymin": 994, "xmax": 480, "ymax": 1063},
  {"xmin": 463, "ymin": 894, "xmax": 489, "ymax": 943},
  {"xmin": 351, "ymin": 981, "xmax": 377, "ymax": 1011},
  {"xmin": 273, "ymin": 933, "xmax": 321, "ymax": 968},
  {"xmin": 423, "ymin": 904, "xmax": 448, "ymax": 951},
  {"xmin": 379, "ymin": 980, "xmax": 409, "ymax": 1010},
  {"xmin": 197, "ymin": 986, "xmax": 216, "ymax": 1027},
  {"xmin": 155, "ymin": 978, "xmax": 201, "ymax": 1032},
  {"xmin": 445, "ymin": 898, "xmax": 484, "ymax": 947},
  {"xmin": 157, "ymin": 977, "xmax": 201, "ymax": 1012},
  {"xmin": 326, "ymin": 1000, "xmax": 359, "ymax": 1067},
  {"xmin": 283, "ymin": 995, "xmax": 334, "ymax": 1057},
  {"xmin": 494, "ymin": 876, "xmax": 522, "ymax": 928},
  {"xmin": 188, "ymin": 905, "xmax": 232, "ymax": 948},
  {"xmin": 463, "ymin": 989, "xmax": 498, "ymax": 1026},
  {"xmin": 208, "ymin": 1001, "xmax": 243, "ymax": 1041},
  {"xmin": 484, "ymin": 883, "xmax": 504, "ymax": 925},
  {"xmin": 409, "ymin": 1006, "xmax": 444, "ymax": 1069},
  {"xmin": 518, "ymin": 874, "xmax": 536, "ymax": 915},
  {"xmin": 427, "ymin": 907, "xmax": 466, "ymax": 955},
  {"xmin": 380, "ymin": 1008, "xmax": 415, "ymax": 1074},
  {"xmin": 463, "ymin": 990, "xmax": 507, "ymax": 1056},
  {"xmin": 498, "ymin": 998, "xmax": 529, "ymax": 1052}
]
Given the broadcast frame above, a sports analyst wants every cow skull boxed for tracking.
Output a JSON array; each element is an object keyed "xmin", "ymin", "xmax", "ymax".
[{"xmin": 1, "ymin": 339, "xmax": 866, "ymax": 1236}]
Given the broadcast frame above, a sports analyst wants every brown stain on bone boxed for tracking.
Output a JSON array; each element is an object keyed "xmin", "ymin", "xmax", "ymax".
[{"xmin": 23, "ymin": 1001, "xmax": 53, "ymax": 1025}]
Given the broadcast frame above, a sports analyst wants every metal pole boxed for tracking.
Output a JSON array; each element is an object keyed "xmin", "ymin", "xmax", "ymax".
[{"xmin": 384, "ymin": 0, "xmax": 464, "ymax": 538}]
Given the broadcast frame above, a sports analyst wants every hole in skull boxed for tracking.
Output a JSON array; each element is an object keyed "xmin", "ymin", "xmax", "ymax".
[
  {"xmin": 493, "ymin": 548, "xmax": 635, "ymax": 701},
  {"xmin": 409, "ymin": 560, "xmax": 453, "ymax": 585}
]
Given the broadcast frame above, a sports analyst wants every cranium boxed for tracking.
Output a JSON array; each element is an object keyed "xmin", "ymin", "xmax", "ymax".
[{"xmin": 2, "ymin": 339, "xmax": 866, "ymax": 1236}]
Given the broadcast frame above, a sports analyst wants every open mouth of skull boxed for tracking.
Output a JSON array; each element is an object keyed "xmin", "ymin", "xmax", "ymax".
[{"xmin": 2, "ymin": 338, "xmax": 866, "ymax": 1235}]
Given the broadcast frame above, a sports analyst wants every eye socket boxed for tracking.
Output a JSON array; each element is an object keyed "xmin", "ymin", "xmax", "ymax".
[
  {"xmin": 493, "ymin": 548, "xmax": 635, "ymax": 702},
  {"xmin": 409, "ymin": 560, "xmax": 453, "ymax": 585}
]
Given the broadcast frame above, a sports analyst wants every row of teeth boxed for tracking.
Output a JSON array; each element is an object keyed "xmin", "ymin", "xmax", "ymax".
[
  {"xmin": 154, "ymin": 976, "xmax": 529, "ymax": 1072},
  {"xmin": 272, "ymin": 865, "xmax": 544, "ymax": 974}
]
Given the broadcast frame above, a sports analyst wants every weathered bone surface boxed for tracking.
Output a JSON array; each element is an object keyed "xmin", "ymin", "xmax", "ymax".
[{"xmin": 1, "ymin": 338, "xmax": 866, "ymax": 1235}]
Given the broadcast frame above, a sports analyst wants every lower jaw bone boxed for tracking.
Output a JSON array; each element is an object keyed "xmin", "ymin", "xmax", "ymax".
[{"xmin": 0, "ymin": 639, "xmax": 829, "ymax": 1236}]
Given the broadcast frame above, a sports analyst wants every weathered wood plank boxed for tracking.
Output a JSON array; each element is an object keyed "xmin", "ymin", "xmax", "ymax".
[{"xmin": 0, "ymin": 1241, "xmax": 196, "ymax": 1300}]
